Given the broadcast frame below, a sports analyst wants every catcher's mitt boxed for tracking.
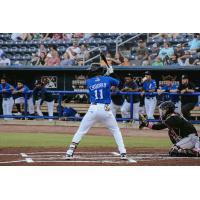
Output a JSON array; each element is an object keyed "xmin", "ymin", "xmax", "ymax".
[{"xmin": 139, "ymin": 113, "xmax": 148, "ymax": 129}]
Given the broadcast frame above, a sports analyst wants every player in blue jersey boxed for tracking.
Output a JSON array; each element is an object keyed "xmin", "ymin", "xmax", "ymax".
[
  {"xmin": 13, "ymin": 80, "xmax": 35, "ymax": 116},
  {"xmin": 65, "ymin": 64, "xmax": 127, "ymax": 160},
  {"xmin": 157, "ymin": 75, "xmax": 181, "ymax": 113},
  {"xmin": 142, "ymin": 71, "xmax": 157, "ymax": 119},
  {"xmin": 0, "ymin": 77, "xmax": 14, "ymax": 120}
]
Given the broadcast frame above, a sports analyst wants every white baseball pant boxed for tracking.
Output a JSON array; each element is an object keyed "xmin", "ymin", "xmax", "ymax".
[
  {"xmin": 2, "ymin": 97, "xmax": 14, "ymax": 120},
  {"xmin": 35, "ymin": 99, "xmax": 54, "ymax": 121},
  {"xmin": 15, "ymin": 97, "xmax": 35, "ymax": 114},
  {"xmin": 121, "ymin": 100, "xmax": 140, "ymax": 122},
  {"xmin": 71, "ymin": 104, "xmax": 126, "ymax": 154},
  {"xmin": 176, "ymin": 133, "xmax": 199, "ymax": 150},
  {"xmin": 110, "ymin": 101, "xmax": 122, "ymax": 117},
  {"xmin": 144, "ymin": 97, "xmax": 157, "ymax": 119}
]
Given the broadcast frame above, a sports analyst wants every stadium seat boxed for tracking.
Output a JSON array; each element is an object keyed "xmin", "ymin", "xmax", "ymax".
[
  {"xmin": 57, "ymin": 46, "xmax": 66, "ymax": 52},
  {"xmin": 10, "ymin": 46, "xmax": 19, "ymax": 52},
  {"xmin": 19, "ymin": 46, "xmax": 28, "ymax": 52},
  {"xmin": 1, "ymin": 46, "xmax": 8, "ymax": 52}
]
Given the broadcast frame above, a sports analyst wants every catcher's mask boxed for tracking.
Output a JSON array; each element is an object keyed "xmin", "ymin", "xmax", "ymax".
[
  {"xmin": 88, "ymin": 63, "xmax": 106, "ymax": 78},
  {"xmin": 159, "ymin": 101, "xmax": 175, "ymax": 120}
]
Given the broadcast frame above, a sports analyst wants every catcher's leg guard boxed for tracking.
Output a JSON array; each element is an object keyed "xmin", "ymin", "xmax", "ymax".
[
  {"xmin": 65, "ymin": 142, "xmax": 78, "ymax": 160},
  {"xmin": 169, "ymin": 145, "xmax": 180, "ymax": 157}
]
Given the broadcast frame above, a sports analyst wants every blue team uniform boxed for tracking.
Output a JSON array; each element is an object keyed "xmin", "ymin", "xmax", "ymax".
[
  {"xmin": 87, "ymin": 76, "xmax": 119, "ymax": 104},
  {"xmin": 0, "ymin": 83, "xmax": 13, "ymax": 98},
  {"xmin": 143, "ymin": 79, "xmax": 157, "ymax": 98},
  {"xmin": 161, "ymin": 84, "xmax": 179, "ymax": 103},
  {"xmin": 15, "ymin": 85, "xmax": 31, "ymax": 99}
]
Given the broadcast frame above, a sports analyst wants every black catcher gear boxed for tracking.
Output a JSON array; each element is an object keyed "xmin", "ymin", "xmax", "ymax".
[
  {"xmin": 139, "ymin": 113, "xmax": 149, "ymax": 129},
  {"xmin": 159, "ymin": 101, "xmax": 175, "ymax": 120}
]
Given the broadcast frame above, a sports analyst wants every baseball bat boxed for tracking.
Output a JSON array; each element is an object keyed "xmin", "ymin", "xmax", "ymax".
[{"xmin": 100, "ymin": 51, "xmax": 110, "ymax": 69}]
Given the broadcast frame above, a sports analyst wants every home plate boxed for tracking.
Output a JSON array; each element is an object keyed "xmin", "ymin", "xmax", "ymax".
[{"xmin": 111, "ymin": 152, "xmax": 137, "ymax": 163}]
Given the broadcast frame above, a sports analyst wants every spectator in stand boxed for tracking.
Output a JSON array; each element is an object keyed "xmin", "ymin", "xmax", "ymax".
[
  {"xmin": 149, "ymin": 43, "xmax": 159, "ymax": 62},
  {"xmin": 63, "ymin": 33, "xmax": 73, "ymax": 41},
  {"xmin": 0, "ymin": 53, "xmax": 11, "ymax": 66},
  {"xmin": 121, "ymin": 57, "xmax": 131, "ymax": 66},
  {"xmin": 37, "ymin": 44, "xmax": 47, "ymax": 57},
  {"xmin": 66, "ymin": 40, "xmax": 81, "ymax": 62},
  {"xmin": 0, "ymin": 49, "xmax": 4, "ymax": 57},
  {"xmin": 73, "ymin": 33, "xmax": 84, "ymax": 38},
  {"xmin": 76, "ymin": 44, "xmax": 90, "ymax": 66},
  {"xmin": 52, "ymin": 33, "xmax": 63, "ymax": 40},
  {"xmin": 174, "ymin": 44, "xmax": 185, "ymax": 59},
  {"xmin": 100, "ymin": 52, "xmax": 113, "ymax": 66},
  {"xmin": 36, "ymin": 52, "xmax": 46, "ymax": 66},
  {"xmin": 33, "ymin": 33, "xmax": 43, "ymax": 40},
  {"xmin": 178, "ymin": 51, "xmax": 193, "ymax": 66},
  {"xmin": 164, "ymin": 54, "xmax": 179, "ymax": 66},
  {"xmin": 112, "ymin": 52, "xmax": 124, "ymax": 66},
  {"xmin": 49, "ymin": 45, "xmax": 58, "ymax": 55},
  {"xmin": 135, "ymin": 40, "xmax": 149, "ymax": 65},
  {"xmin": 83, "ymin": 33, "xmax": 94, "ymax": 41},
  {"xmin": 30, "ymin": 53, "xmax": 39, "ymax": 65},
  {"xmin": 159, "ymin": 42, "xmax": 174, "ymax": 60},
  {"xmin": 189, "ymin": 33, "xmax": 200, "ymax": 52},
  {"xmin": 11, "ymin": 33, "xmax": 33, "ymax": 41},
  {"xmin": 45, "ymin": 51, "xmax": 60, "ymax": 66},
  {"xmin": 152, "ymin": 56, "xmax": 164, "ymax": 66},
  {"xmin": 61, "ymin": 52, "xmax": 76, "ymax": 66},
  {"xmin": 41, "ymin": 33, "xmax": 53, "ymax": 40}
]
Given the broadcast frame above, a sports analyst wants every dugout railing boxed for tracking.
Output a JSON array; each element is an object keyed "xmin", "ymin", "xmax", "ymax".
[{"xmin": 0, "ymin": 91, "xmax": 200, "ymax": 124}]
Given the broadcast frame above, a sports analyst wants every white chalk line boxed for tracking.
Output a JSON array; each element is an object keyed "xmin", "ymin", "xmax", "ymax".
[
  {"xmin": 0, "ymin": 151, "xmax": 199, "ymax": 164},
  {"xmin": 26, "ymin": 151, "xmax": 110, "ymax": 155},
  {"xmin": 20, "ymin": 153, "xmax": 34, "ymax": 163},
  {"xmin": 111, "ymin": 152, "xmax": 137, "ymax": 163},
  {"xmin": 0, "ymin": 160, "xmax": 26, "ymax": 164},
  {"xmin": 0, "ymin": 154, "xmax": 19, "ymax": 156}
]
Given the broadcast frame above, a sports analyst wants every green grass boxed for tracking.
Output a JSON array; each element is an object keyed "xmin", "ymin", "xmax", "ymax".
[{"xmin": 0, "ymin": 133, "xmax": 171, "ymax": 148}]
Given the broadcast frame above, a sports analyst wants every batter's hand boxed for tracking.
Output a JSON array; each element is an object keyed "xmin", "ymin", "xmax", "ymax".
[
  {"xmin": 139, "ymin": 113, "xmax": 148, "ymax": 129},
  {"xmin": 105, "ymin": 66, "xmax": 114, "ymax": 76}
]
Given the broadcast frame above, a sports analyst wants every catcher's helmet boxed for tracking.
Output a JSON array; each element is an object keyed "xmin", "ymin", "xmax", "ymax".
[
  {"xmin": 88, "ymin": 63, "xmax": 105, "ymax": 77},
  {"xmin": 159, "ymin": 101, "xmax": 175, "ymax": 119}
]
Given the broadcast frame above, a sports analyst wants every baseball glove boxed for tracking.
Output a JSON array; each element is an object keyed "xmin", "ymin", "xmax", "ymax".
[{"xmin": 139, "ymin": 113, "xmax": 148, "ymax": 129}]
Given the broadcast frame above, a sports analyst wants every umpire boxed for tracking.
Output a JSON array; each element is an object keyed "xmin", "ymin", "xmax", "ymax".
[{"xmin": 178, "ymin": 74, "xmax": 198, "ymax": 120}]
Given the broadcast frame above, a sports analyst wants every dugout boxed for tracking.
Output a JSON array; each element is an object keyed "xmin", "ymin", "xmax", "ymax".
[{"xmin": 0, "ymin": 65, "xmax": 200, "ymax": 91}]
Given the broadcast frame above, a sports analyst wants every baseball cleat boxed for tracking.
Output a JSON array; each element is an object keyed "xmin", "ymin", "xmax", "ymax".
[
  {"xmin": 120, "ymin": 153, "xmax": 128, "ymax": 160},
  {"xmin": 65, "ymin": 142, "xmax": 78, "ymax": 160},
  {"xmin": 65, "ymin": 154, "xmax": 74, "ymax": 160}
]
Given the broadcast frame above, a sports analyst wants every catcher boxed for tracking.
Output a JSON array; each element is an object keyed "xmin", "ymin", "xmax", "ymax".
[{"xmin": 139, "ymin": 101, "xmax": 200, "ymax": 157}]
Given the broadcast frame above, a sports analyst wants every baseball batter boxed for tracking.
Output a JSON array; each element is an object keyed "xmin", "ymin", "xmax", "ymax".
[
  {"xmin": 139, "ymin": 101, "xmax": 200, "ymax": 157},
  {"xmin": 65, "ymin": 64, "xmax": 127, "ymax": 160}
]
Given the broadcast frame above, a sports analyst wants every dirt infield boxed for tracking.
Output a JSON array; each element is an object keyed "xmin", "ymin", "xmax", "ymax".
[{"xmin": 1, "ymin": 147, "xmax": 200, "ymax": 166}]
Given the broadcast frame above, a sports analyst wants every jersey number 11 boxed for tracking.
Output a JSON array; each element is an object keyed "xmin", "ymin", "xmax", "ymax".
[{"xmin": 95, "ymin": 89, "xmax": 103, "ymax": 100}]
